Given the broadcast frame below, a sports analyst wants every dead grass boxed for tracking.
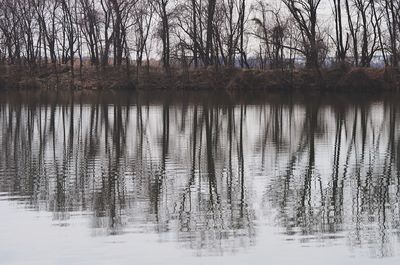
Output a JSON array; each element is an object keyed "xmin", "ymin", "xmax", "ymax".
[{"xmin": 0, "ymin": 64, "xmax": 400, "ymax": 92}]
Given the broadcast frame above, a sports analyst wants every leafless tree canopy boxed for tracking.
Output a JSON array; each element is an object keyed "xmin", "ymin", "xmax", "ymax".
[{"xmin": 1, "ymin": 0, "xmax": 400, "ymax": 73}]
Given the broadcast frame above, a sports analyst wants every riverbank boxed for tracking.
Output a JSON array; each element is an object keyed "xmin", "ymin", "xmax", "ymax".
[{"xmin": 1, "ymin": 65, "xmax": 399, "ymax": 92}]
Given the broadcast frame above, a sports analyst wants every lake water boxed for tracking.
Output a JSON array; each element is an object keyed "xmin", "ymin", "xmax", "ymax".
[{"xmin": 1, "ymin": 90, "xmax": 400, "ymax": 265}]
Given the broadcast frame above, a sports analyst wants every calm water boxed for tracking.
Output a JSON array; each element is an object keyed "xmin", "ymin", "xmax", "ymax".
[{"xmin": 1, "ymin": 91, "xmax": 400, "ymax": 265}]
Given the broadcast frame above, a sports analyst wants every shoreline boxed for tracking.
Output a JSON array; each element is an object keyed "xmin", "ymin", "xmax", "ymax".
[
  {"xmin": 2, "ymin": 86, "xmax": 400, "ymax": 107},
  {"xmin": 1, "ymin": 65, "xmax": 400, "ymax": 93}
]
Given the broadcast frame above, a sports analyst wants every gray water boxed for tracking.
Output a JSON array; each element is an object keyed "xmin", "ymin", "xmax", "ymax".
[{"xmin": 1, "ymin": 91, "xmax": 400, "ymax": 265}]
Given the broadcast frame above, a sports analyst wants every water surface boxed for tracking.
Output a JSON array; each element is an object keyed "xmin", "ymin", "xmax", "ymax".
[{"xmin": 1, "ymin": 91, "xmax": 400, "ymax": 265}]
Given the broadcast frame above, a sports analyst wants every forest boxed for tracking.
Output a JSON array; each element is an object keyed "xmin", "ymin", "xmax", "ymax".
[{"xmin": 1, "ymin": 0, "xmax": 400, "ymax": 91}]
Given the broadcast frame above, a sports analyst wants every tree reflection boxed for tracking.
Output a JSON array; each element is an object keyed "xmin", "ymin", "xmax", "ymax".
[
  {"xmin": 1, "ymin": 92, "xmax": 400, "ymax": 257},
  {"xmin": 265, "ymin": 99, "xmax": 400, "ymax": 258}
]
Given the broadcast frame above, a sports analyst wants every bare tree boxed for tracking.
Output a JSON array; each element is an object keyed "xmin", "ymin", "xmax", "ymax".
[
  {"xmin": 282, "ymin": 0, "xmax": 322, "ymax": 68},
  {"xmin": 253, "ymin": 2, "xmax": 288, "ymax": 69},
  {"xmin": 353, "ymin": 0, "xmax": 380, "ymax": 67},
  {"xmin": 332, "ymin": 0, "xmax": 349, "ymax": 63},
  {"xmin": 205, "ymin": 0, "xmax": 216, "ymax": 66},
  {"xmin": 133, "ymin": 0, "xmax": 154, "ymax": 68},
  {"xmin": 383, "ymin": 0, "xmax": 400, "ymax": 67},
  {"xmin": 152, "ymin": 0, "xmax": 171, "ymax": 75},
  {"xmin": 1, "ymin": 0, "xmax": 400, "ymax": 74},
  {"xmin": 79, "ymin": 0, "xmax": 101, "ymax": 66}
]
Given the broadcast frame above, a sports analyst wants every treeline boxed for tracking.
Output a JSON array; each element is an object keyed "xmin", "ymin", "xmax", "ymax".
[{"xmin": 0, "ymin": 0, "xmax": 400, "ymax": 75}]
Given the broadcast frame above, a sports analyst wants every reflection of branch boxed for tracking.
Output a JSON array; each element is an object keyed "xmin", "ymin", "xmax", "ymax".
[{"xmin": 3, "ymin": 94, "xmax": 400, "ymax": 256}]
